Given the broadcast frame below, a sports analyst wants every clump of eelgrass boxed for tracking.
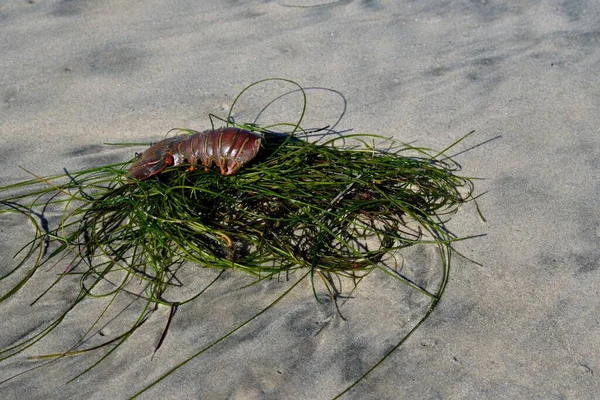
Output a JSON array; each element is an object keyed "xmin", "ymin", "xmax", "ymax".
[{"xmin": 0, "ymin": 80, "xmax": 483, "ymax": 397}]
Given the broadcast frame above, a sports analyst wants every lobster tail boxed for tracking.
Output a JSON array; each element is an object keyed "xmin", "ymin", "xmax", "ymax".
[{"xmin": 127, "ymin": 127, "xmax": 262, "ymax": 180}]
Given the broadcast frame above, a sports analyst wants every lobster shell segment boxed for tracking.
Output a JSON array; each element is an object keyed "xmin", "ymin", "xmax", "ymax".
[{"xmin": 208, "ymin": 127, "xmax": 262, "ymax": 175}]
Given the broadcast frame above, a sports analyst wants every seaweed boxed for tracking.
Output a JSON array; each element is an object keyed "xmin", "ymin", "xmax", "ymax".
[{"xmin": 0, "ymin": 79, "xmax": 484, "ymax": 398}]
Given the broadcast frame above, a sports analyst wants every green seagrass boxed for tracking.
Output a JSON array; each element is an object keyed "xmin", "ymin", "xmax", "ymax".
[{"xmin": 0, "ymin": 79, "xmax": 483, "ymax": 398}]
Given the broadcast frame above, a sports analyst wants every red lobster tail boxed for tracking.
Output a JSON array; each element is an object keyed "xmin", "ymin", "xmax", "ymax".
[{"xmin": 127, "ymin": 128, "xmax": 262, "ymax": 180}]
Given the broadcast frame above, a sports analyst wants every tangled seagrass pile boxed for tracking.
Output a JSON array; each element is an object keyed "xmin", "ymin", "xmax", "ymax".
[{"xmin": 0, "ymin": 80, "xmax": 483, "ymax": 397}]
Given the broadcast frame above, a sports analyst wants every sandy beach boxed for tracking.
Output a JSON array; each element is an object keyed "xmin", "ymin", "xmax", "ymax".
[{"xmin": 1, "ymin": 1, "xmax": 599, "ymax": 399}]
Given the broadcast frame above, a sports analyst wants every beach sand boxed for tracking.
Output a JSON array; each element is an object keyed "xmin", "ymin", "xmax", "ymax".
[{"xmin": 1, "ymin": 1, "xmax": 599, "ymax": 398}]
